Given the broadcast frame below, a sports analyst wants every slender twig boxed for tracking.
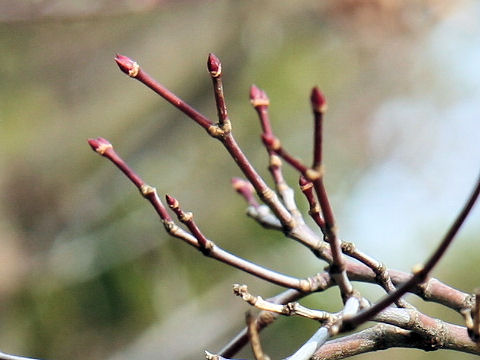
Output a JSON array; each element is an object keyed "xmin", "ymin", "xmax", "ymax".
[
  {"xmin": 250, "ymin": 85, "xmax": 303, "ymax": 221},
  {"xmin": 219, "ymin": 276, "xmax": 333, "ymax": 358},
  {"xmin": 310, "ymin": 86, "xmax": 327, "ymax": 170},
  {"xmin": 342, "ymin": 173, "xmax": 480, "ymax": 331},
  {"xmin": 250, "ymin": 85, "xmax": 284, "ymax": 186},
  {"xmin": 166, "ymin": 194, "xmax": 212, "ymax": 254},
  {"xmin": 307, "ymin": 88, "xmax": 351, "ymax": 298},
  {"xmin": 115, "ymin": 54, "xmax": 296, "ymax": 232},
  {"xmin": 208, "ymin": 53, "xmax": 229, "ymax": 127},
  {"xmin": 115, "ymin": 54, "xmax": 214, "ymax": 131},
  {"xmin": 258, "ymin": 96, "xmax": 354, "ymax": 301},
  {"xmin": 234, "ymin": 284, "xmax": 334, "ymax": 322},
  {"xmin": 87, "ymin": 138, "xmax": 311, "ymax": 291},
  {"xmin": 341, "ymin": 242, "xmax": 410, "ymax": 308},
  {"xmin": 87, "ymin": 137, "xmax": 172, "ymax": 224},
  {"xmin": 246, "ymin": 311, "xmax": 270, "ymax": 360},
  {"xmin": 299, "ymin": 176, "xmax": 325, "ymax": 232}
]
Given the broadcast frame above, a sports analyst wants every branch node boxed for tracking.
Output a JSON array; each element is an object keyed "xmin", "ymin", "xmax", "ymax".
[
  {"xmin": 305, "ymin": 167, "xmax": 323, "ymax": 182},
  {"xmin": 180, "ymin": 211, "xmax": 193, "ymax": 222},
  {"xmin": 140, "ymin": 184, "xmax": 155, "ymax": 197},
  {"xmin": 269, "ymin": 154, "xmax": 282, "ymax": 168},
  {"xmin": 208, "ymin": 119, "xmax": 232, "ymax": 138},
  {"xmin": 299, "ymin": 278, "xmax": 313, "ymax": 293}
]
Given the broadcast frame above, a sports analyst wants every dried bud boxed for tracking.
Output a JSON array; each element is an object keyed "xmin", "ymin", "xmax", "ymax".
[
  {"xmin": 87, "ymin": 137, "xmax": 112, "ymax": 155},
  {"xmin": 165, "ymin": 194, "xmax": 179, "ymax": 209},
  {"xmin": 310, "ymin": 86, "xmax": 327, "ymax": 113},
  {"xmin": 207, "ymin": 53, "xmax": 222, "ymax": 77},
  {"xmin": 114, "ymin": 54, "xmax": 140, "ymax": 77},
  {"xmin": 249, "ymin": 85, "xmax": 269, "ymax": 108}
]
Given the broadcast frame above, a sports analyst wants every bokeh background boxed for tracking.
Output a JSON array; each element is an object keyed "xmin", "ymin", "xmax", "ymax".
[{"xmin": 0, "ymin": 1, "xmax": 479, "ymax": 359}]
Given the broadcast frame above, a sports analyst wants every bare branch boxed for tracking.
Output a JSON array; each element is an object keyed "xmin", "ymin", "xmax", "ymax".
[
  {"xmin": 342, "ymin": 173, "xmax": 480, "ymax": 331},
  {"xmin": 246, "ymin": 311, "xmax": 270, "ymax": 360},
  {"xmin": 115, "ymin": 54, "xmax": 214, "ymax": 131},
  {"xmin": 87, "ymin": 138, "xmax": 312, "ymax": 291}
]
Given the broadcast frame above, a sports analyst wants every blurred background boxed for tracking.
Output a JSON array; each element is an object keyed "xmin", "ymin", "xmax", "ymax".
[{"xmin": 0, "ymin": 1, "xmax": 479, "ymax": 359}]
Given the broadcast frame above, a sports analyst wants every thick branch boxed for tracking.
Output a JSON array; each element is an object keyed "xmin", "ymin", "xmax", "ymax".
[{"xmin": 313, "ymin": 320, "xmax": 480, "ymax": 360}]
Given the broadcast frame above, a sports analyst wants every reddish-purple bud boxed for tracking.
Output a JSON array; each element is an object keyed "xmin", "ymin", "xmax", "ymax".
[
  {"xmin": 249, "ymin": 85, "xmax": 269, "ymax": 108},
  {"xmin": 88, "ymin": 137, "xmax": 113, "ymax": 155},
  {"xmin": 165, "ymin": 194, "xmax": 179, "ymax": 209},
  {"xmin": 310, "ymin": 86, "xmax": 327, "ymax": 113},
  {"xmin": 207, "ymin": 53, "xmax": 222, "ymax": 77},
  {"xmin": 115, "ymin": 54, "xmax": 140, "ymax": 77}
]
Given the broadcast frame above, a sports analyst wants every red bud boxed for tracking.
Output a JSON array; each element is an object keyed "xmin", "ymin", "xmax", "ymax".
[
  {"xmin": 115, "ymin": 54, "xmax": 139, "ymax": 77},
  {"xmin": 310, "ymin": 86, "xmax": 327, "ymax": 113},
  {"xmin": 207, "ymin": 53, "xmax": 222, "ymax": 77},
  {"xmin": 165, "ymin": 194, "xmax": 179, "ymax": 208},
  {"xmin": 88, "ymin": 137, "xmax": 112, "ymax": 155}
]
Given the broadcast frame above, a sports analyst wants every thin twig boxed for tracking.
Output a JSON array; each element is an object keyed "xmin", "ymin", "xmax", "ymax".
[
  {"xmin": 87, "ymin": 138, "xmax": 311, "ymax": 291},
  {"xmin": 341, "ymin": 242, "xmax": 411, "ymax": 308},
  {"xmin": 259, "ymin": 104, "xmax": 354, "ymax": 301},
  {"xmin": 234, "ymin": 284, "xmax": 334, "ymax": 322},
  {"xmin": 166, "ymin": 194, "xmax": 212, "ymax": 254},
  {"xmin": 115, "ymin": 54, "xmax": 214, "ymax": 131},
  {"xmin": 219, "ymin": 277, "xmax": 332, "ymax": 358},
  {"xmin": 299, "ymin": 176, "xmax": 326, "ymax": 232},
  {"xmin": 342, "ymin": 172, "xmax": 480, "ymax": 331},
  {"xmin": 246, "ymin": 311, "xmax": 270, "ymax": 360},
  {"xmin": 115, "ymin": 54, "xmax": 297, "ymax": 231},
  {"xmin": 250, "ymin": 85, "xmax": 303, "ymax": 221},
  {"xmin": 88, "ymin": 137, "xmax": 172, "ymax": 223},
  {"xmin": 208, "ymin": 53, "xmax": 229, "ymax": 127}
]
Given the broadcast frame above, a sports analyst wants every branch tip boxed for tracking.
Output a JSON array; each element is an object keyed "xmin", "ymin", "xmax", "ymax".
[
  {"xmin": 250, "ymin": 84, "xmax": 270, "ymax": 107},
  {"xmin": 165, "ymin": 194, "xmax": 179, "ymax": 209},
  {"xmin": 311, "ymin": 86, "xmax": 327, "ymax": 113},
  {"xmin": 87, "ymin": 137, "xmax": 112, "ymax": 155},
  {"xmin": 207, "ymin": 53, "xmax": 222, "ymax": 77},
  {"xmin": 114, "ymin": 54, "xmax": 139, "ymax": 77}
]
